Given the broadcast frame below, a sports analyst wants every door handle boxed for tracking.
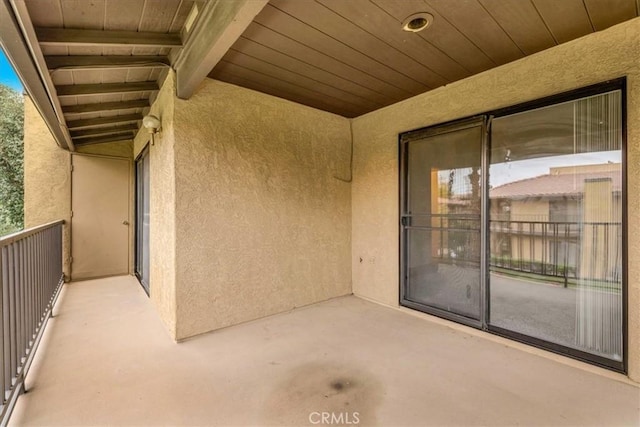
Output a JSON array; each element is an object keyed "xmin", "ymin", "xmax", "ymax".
[{"xmin": 122, "ymin": 220, "xmax": 130, "ymax": 226}]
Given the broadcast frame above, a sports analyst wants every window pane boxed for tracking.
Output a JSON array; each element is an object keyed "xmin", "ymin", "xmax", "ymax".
[
  {"xmin": 489, "ymin": 90, "xmax": 623, "ymax": 361},
  {"xmin": 136, "ymin": 150, "xmax": 151, "ymax": 293}
]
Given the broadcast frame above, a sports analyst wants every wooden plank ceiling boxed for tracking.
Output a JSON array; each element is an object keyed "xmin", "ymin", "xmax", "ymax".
[
  {"xmin": 23, "ymin": 0, "xmax": 203, "ymax": 147},
  {"xmin": 209, "ymin": 0, "xmax": 639, "ymax": 118}
]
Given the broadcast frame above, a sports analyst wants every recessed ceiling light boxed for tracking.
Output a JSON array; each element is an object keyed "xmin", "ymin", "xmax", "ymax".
[{"xmin": 402, "ymin": 12, "xmax": 434, "ymax": 32}]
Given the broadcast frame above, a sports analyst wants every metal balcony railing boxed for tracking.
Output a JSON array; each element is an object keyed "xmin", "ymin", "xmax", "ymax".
[
  {"xmin": 489, "ymin": 220, "xmax": 622, "ymax": 286},
  {"xmin": 0, "ymin": 220, "xmax": 64, "ymax": 426},
  {"xmin": 428, "ymin": 218, "xmax": 622, "ymax": 286}
]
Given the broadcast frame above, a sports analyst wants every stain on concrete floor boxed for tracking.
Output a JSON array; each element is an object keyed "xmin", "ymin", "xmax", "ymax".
[{"xmin": 263, "ymin": 362, "xmax": 383, "ymax": 426}]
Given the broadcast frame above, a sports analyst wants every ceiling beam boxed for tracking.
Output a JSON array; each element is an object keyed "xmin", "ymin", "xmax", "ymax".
[
  {"xmin": 46, "ymin": 55, "xmax": 171, "ymax": 70},
  {"xmin": 70, "ymin": 123, "xmax": 139, "ymax": 139},
  {"xmin": 2, "ymin": 0, "xmax": 73, "ymax": 150},
  {"xmin": 56, "ymin": 81, "xmax": 158, "ymax": 97},
  {"xmin": 35, "ymin": 27, "xmax": 182, "ymax": 48},
  {"xmin": 173, "ymin": 0, "xmax": 268, "ymax": 99},
  {"xmin": 67, "ymin": 113, "xmax": 142, "ymax": 130},
  {"xmin": 63, "ymin": 99, "xmax": 149, "ymax": 114},
  {"xmin": 73, "ymin": 133, "xmax": 134, "ymax": 146}
]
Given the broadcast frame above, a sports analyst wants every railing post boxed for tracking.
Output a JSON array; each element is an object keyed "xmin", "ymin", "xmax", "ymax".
[
  {"xmin": 1, "ymin": 247, "xmax": 8, "ymax": 403},
  {"xmin": 0, "ymin": 247, "xmax": 4, "ymax": 406},
  {"xmin": 8, "ymin": 245, "xmax": 16, "ymax": 390}
]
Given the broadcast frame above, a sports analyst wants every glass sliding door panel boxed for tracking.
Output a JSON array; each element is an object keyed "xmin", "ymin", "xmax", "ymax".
[
  {"xmin": 489, "ymin": 90, "xmax": 623, "ymax": 361},
  {"xmin": 135, "ymin": 148, "xmax": 150, "ymax": 294},
  {"xmin": 403, "ymin": 123, "xmax": 483, "ymax": 320}
]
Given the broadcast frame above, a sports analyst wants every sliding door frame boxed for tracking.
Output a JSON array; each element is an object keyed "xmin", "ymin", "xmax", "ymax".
[
  {"xmin": 135, "ymin": 144, "xmax": 151, "ymax": 296},
  {"xmin": 485, "ymin": 78, "xmax": 627, "ymax": 373},
  {"xmin": 399, "ymin": 78, "xmax": 627, "ymax": 373},
  {"xmin": 399, "ymin": 115, "xmax": 488, "ymax": 329}
]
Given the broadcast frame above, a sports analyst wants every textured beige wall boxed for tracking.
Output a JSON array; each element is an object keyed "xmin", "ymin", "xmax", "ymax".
[
  {"xmin": 23, "ymin": 96, "xmax": 71, "ymax": 278},
  {"xmin": 172, "ymin": 79, "xmax": 352, "ymax": 339},
  {"xmin": 351, "ymin": 17, "xmax": 640, "ymax": 381},
  {"xmin": 133, "ymin": 71, "xmax": 178, "ymax": 339}
]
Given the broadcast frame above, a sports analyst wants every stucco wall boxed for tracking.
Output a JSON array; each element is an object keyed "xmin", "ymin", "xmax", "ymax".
[
  {"xmin": 23, "ymin": 96, "xmax": 72, "ymax": 277},
  {"xmin": 171, "ymin": 79, "xmax": 352, "ymax": 339},
  {"xmin": 133, "ymin": 71, "xmax": 178, "ymax": 339},
  {"xmin": 351, "ymin": 18, "xmax": 640, "ymax": 381}
]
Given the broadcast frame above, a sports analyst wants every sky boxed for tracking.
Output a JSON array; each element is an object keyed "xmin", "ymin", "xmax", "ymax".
[
  {"xmin": 489, "ymin": 151, "xmax": 621, "ymax": 188},
  {"xmin": 0, "ymin": 49, "xmax": 23, "ymax": 92},
  {"xmin": 439, "ymin": 150, "xmax": 621, "ymax": 194}
]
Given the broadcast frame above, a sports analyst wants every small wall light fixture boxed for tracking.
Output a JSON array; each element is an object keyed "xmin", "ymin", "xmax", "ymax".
[
  {"xmin": 142, "ymin": 114, "xmax": 161, "ymax": 145},
  {"xmin": 402, "ymin": 12, "xmax": 434, "ymax": 32}
]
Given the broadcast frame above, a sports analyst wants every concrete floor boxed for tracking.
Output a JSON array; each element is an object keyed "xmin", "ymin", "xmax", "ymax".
[
  {"xmin": 407, "ymin": 263, "xmax": 623, "ymax": 359},
  {"xmin": 10, "ymin": 276, "xmax": 640, "ymax": 426},
  {"xmin": 490, "ymin": 273, "xmax": 622, "ymax": 357}
]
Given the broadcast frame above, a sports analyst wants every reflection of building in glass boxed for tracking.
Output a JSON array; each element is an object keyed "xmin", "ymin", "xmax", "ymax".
[
  {"xmin": 489, "ymin": 163, "xmax": 622, "ymax": 284},
  {"xmin": 431, "ymin": 167, "xmax": 480, "ymax": 265}
]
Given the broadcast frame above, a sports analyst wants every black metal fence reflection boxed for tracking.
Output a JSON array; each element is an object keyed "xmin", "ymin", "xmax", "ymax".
[{"xmin": 489, "ymin": 220, "xmax": 622, "ymax": 286}]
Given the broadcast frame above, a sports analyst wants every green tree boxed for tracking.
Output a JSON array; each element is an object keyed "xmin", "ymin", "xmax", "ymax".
[{"xmin": 0, "ymin": 84, "xmax": 23, "ymax": 234}]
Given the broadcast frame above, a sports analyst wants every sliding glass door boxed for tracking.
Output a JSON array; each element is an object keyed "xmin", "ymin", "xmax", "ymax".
[
  {"xmin": 488, "ymin": 90, "xmax": 623, "ymax": 365},
  {"xmin": 401, "ymin": 118, "xmax": 485, "ymax": 324},
  {"xmin": 135, "ymin": 147, "xmax": 150, "ymax": 295},
  {"xmin": 400, "ymin": 81, "xmax": 625, "ymax": 370}
]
